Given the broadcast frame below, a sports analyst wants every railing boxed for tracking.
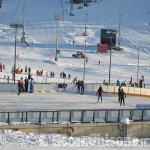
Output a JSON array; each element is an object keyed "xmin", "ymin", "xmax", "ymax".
[{"xmin": 0, "ymin": 109, "xmax": 150, "ymax": 124}]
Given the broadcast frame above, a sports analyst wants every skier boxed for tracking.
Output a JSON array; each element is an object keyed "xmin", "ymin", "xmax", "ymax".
[{"xmin": 96, "ymin": 86, "xmax": 104, "ymax": 103}]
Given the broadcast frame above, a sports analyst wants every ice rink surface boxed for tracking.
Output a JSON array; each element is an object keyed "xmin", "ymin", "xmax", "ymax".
[{"xmin": 0, "ymin": 92, "xmax": 150, "ymax": 111}]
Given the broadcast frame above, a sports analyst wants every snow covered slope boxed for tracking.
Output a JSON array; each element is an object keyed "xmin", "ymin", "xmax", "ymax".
[{"xmin": 0, "ymin": 0, "xmax": 150, "ymax": 83}]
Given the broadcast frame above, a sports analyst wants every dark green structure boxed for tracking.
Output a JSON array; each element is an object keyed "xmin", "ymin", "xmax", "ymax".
[
  {"xmin": 100, "ymin": 29, "xmax": 116, "ymax": 49},
  {"xmin": 0, "ymin": 0, "xmax": 2, "ymax": 8}
]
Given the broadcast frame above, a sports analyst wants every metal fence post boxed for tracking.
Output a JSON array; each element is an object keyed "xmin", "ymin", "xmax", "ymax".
[
  {"xmin": 142, "ymin": 109, "xmax": 144, "ymax": 121},
  {"xmin": 57, "ymin": 111, "xmax": 59, "ymax": 123},
  {"xmin": 93, "ymin": 111, "xmax": 95, "ymax": 123},
  {"xmin": 69, "ymin": 111, "xmax": 72, "ymax": 123},
  {"xmin": 130, "ymin": 110, "xmax": 133, "ymax": 120},
  {"xmin": 26, "ymin": 112, "xmax": 28, "ymax": 122},
  {"xmin": 81, "ymin": 111, "xmax": 84, "ymax": 123},
  {"xmin": 118, "ymin": 110, "xmax": 120, "ymax": 122},
  {"xmin": 7, "ymin": 112, "xmax": 10, "ymax": 124},
  {"xmin": 39, "ymin": 112, "xmax": 41, "ymax": 124},
  {"xmin": 21, "ymin": 112, "xmax": 24, "ymax": 122},
  {"xmin": 52, "ymin": 112, "xmax": 54, "ymax": 123}
]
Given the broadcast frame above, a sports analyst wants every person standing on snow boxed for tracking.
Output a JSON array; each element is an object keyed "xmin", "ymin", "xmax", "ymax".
[{"xmin": 96, "ymin": 86, "xmax": 104, "ymax": 103}]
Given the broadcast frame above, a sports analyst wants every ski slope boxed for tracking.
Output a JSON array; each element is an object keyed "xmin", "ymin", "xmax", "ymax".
[{"xmin": 0, "ymin": 0, "xmax": 150, "ymax": 84}]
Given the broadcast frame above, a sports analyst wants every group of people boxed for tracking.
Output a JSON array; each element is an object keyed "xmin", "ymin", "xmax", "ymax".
[
  {"xmin": 0, "ymin": 63, "xmax": 5, "ymax": 72},
  {"xmin": 36, "ymin": 70, "xmax": 43, "ymax": 77},
  {"xmin": 75, "ymin": 80, "xmax": 84, "ymax": 95},
  {"xmin": 17, "ymin": 77, "xmax": 34, "ymax": 95},
  {"xmin": 118, "ymin": 86, "xmax": 126, "ymax": 106},
  {"xmin": 96, "ymin": 85, "xmax": 126, "ymax": 106}
]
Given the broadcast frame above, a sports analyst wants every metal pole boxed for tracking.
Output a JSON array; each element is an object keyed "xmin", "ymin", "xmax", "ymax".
[
  {"xmin": 22, "ymin": 5, "xmax": 26, "ymax": 42},
  {"xmin": 137, "ymin": 48, "xmax": 140, "ymax": 84},
  {"xmin": 83, "ymin": 40, "xmax": 86, "ymax": 83},
  {"xmin": 85, "ymin": 11, "xmax": 88, "ymax": 36},
  {"xmin": 56, "ymin": 19, "xmax": 59, "ymax": 61},
  {"xmin": 109, "ymin": 32, "xmax": 112, "ymax": 85},
  {"xmin": 118, "ymin": 11, "xmax": 122, "ymax": 48},
  {"xmin": 14, "ymin": 27, "xmax": 17, "ymax": 84}
]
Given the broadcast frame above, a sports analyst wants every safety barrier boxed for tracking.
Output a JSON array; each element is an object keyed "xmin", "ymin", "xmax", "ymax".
[
  {"xmin": 0, "ymin": 83, "xmax": 150, "ymax": 97},
  {"xmin": 0, "ymin": 109, "xmax": 150, "ymax": 124}
]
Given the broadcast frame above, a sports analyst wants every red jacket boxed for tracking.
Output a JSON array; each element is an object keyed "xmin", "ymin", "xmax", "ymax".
[{"xmin": 97, "ymin": 87, "xmax": 103, "ymax": 96}]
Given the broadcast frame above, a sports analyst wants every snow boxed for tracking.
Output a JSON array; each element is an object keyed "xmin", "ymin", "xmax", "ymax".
[
  {"xmin": 0, "ymin": 130, "xmax": 150, "ymax": 150},
  {"xmin": 0, "ymin": 0, "xmax": 150, "ymax": 84},
  {"xmin": 0, "ymin": 0, "xmax": 150, "ymax": 149}
]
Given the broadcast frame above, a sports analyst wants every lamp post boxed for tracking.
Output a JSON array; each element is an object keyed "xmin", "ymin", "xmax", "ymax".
[
  {"xmin": 106, "ymin": 29, "xmax": 117, "ymax": 85},
  {"xmin": 84, "ymin": 11, "xmax": 88, "ymax": 36},
  {"xmin": 83, "ymin": 40, "xmax": 86, "ymax": 83},
  {"xmin": 54, "ymin": 13, "xmax": 63, "ymax": 61},
  {"xmin": 137, "ymin": 47, "xmax": 140, "ymax": 84},
  {"xmin": 10, "ymin": 24, "xmax": 23, "ymax": 84},
  {"xmin": 22, "ymin": 5, "xmax": 26, "ymax": 43},
  {"xmin": 118, "ymin": 11, "xmax": 122, "ymax": 49}
]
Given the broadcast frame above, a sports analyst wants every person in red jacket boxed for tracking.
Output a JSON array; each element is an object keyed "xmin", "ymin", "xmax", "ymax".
[{"xmin": 96, "ymin": 86, "xmax": 104, "ymax": 103}]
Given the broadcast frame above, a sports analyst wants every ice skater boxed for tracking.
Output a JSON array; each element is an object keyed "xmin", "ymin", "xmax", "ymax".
[
  {"xmin": 96, "ymin": 86, "xmax": 104, "ymax": 103},
  {"xmin": 118, "ymin": 86, "xmax": 122, "ymax": 103},
  {"xmin": 29, "ymin": 78, "xmax": 34, "ymax": 93},
  {"xmin": 120, "ymin": 89, "xmax": 126, "ymax": 106}
]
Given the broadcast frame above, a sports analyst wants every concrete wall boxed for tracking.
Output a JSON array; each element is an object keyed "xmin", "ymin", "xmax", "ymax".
[{"xmin": 0, "ymin": 121, "xmax": 150, "ymax": 138}]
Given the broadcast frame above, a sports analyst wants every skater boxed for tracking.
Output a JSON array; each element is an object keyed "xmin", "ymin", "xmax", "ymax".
[
  {"xmin": 29, "ymin": 78, "xmax": 34, "ymax": 93},
  {"xmin": 20, "ymin": 77, "xmax": 24, "ymax": 92},
  {"xmin": 75, "ymin": 80, "xmax": 81, "ymax": 94},
  {"xmin": 99, "ymin": 60, "xmax": 100, "ymax": 65},
  {"xmin": 118, "ymin": 86, "xmax": 122, "ymax": 103},
  {"xmin": 17, "ymin": 80, "xmax": 21, "ymax": 95},
  {"xmin": 80, "ymin": 81, "xmax": 84, "ymax": 95},
  {"xmin": 120, "ymin": 89, "xmax": 126, "ymax": 106},
  {"xmin": 24, "ymin": 77, "xmax": 29, "ymax": 92},
  {"xmin": 96, "ymin": 86, "xmax": 103, "ymax": 103}
]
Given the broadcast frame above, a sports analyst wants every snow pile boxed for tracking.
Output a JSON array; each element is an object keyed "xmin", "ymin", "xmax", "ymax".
[
  {"xmin": 120, "ymin": 118, "xmax": 131, "ymax": 125},
  {"xmin": 0, "ymin": 130, "xmax": 150, "ymax": 149}
]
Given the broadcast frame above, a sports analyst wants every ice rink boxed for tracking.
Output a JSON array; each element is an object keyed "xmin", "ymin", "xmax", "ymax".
[{"xmin": 0, "ymin": 92, "xmax": 150, "ymax": 111}]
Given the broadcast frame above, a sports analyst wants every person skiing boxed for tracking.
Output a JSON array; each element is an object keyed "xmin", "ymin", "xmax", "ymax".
[
  {"xmin": 120, "ymin": 89, "xmax": 126, "ymax": 106},
  {"xmin": 96, "ymin": 86, "xmax": 104, "ymax": 103},
  {"xmin": 118, "ymin": 86, "xmax": 122, "ymax": 103},
  {"xmin": 24, "ymin": 77, "xmax": 29, "ymax": 92}
]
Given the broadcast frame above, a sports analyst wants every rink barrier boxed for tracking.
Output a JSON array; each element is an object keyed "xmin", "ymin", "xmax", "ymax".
[
  {"xmin": 0, "ymin": 109, "xmax": 150, "ymax": 124},
  {"xmin": 0, "ymin": 83, "xmax": 150, "ymax": 97}
]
